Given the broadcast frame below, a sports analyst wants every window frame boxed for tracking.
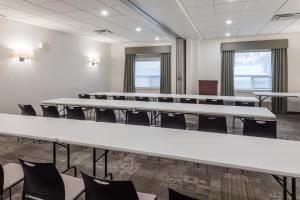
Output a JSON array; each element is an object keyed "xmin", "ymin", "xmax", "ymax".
[{"xmin": 234, "ymin": 49, "xmax": 272, "ymax": 92}]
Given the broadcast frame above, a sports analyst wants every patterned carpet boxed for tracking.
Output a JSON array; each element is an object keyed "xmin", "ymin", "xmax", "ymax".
[{"xmin": 0, "ymin": 114, "xmax": 300, "ymax": 200}]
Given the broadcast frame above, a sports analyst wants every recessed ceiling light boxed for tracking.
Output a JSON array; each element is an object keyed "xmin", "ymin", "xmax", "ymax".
[
  {"xmin": 155, "ymin": 37, "xmax": 160, "ymax": 41},
  {"xmin": 226, "ymin": 20, "xmax": 232, "ymax": 24},
  {"xmin": 101, "ymin": 10, "xmax": 108, "ymax": 16},
  {"xmin": 135, "ymin": 27, "xmax": 141, "ymax": 32},
  {"xmin": 225, "ymin": 33, "xmax": 231, "ymax": 37}
]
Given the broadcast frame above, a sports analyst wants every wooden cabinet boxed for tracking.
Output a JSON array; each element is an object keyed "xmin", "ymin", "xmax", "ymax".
[{"xmin": 198, "ymin": 80, "xmax": 218, "ymax": 95}]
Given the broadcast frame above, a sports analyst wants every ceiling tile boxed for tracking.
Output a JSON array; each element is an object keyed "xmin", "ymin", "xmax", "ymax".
[
  {"xmin": 62, "ymin": 0, "xmax": 106, "ymax": 10},
  {"xmin": 98, "ymin": 0, "xmax": 119, "ymax": 7},
  {"xmin": 88, "ymin": 7, "xmax": 120, "ymax": 17},
  {"xmin": 25, "ymin": 0, "xmax": 57, "ymax": 4},
  {"xmin": 17, "ymin": 4, "xmax": 55, "ymax": 16},
  {"xmin": 39, "ymin": 1, "xmax": 78, "ymax": 12},
  {"xmin": 105, "ymin": 15, "xmax": 131, "ymax": 23},
  {"xmin": 0, "ymin": 0, "xmax": 30, "ymax": 7},
  {"xmin": 65, "ymin": 11, "xmax": 96, "ymax": 19},
  {"xmin": 0, "ymin": 8, "xmax": 33, "ymax": 18},
  {"xmin": 215, "ymin": 2, "xmax": 248, "ymax": 13},
  {"xmin": 187, "ymin": 5, "xmax": 214, "ymax": 15},
  {"xmin": 180, "ymin": 0, "xmax": 213, "ymax": 8},
  {"xmin": 192, "ymin": 14, "xmax": 215, "ymax": 22},
  {"xmin": 277, "ymin": 0, "xmax": 300, "ymax": 14}
]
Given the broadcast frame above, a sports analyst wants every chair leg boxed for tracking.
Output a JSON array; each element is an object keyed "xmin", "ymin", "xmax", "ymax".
[{"xmin": 9, "ymin": 188, "xmax": 12, "ymax": 200}]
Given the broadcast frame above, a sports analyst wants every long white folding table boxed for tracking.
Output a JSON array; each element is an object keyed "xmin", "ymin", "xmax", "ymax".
[
  {"xmin": 41, "ymin": 98, "xmax": 275, "ymax": 120},
  {"xmin": 0, "ymin": 113, "xmax": 298, "ymax": 199},
  {"xmin": 253, "ymin": 92, "xmax": 300, "ymax": 107},
  {"xmin": 89, "ymin": 91, "xmax": 259, "ymax": 103}
]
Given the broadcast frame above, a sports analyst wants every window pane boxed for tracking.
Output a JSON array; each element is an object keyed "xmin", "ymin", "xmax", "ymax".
[
  {"xmin": 234, "ymin": 51, "xmax": 272, "ymax": 91},
  {"xmin": 135, "ymin": 57, "xmax": 160, "ymax": 89}
]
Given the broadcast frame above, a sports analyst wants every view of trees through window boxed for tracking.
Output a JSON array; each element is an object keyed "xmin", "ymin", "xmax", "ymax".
[{"xmin": 234, "ymin": 51, "xmax": 272, "ymax": 91}]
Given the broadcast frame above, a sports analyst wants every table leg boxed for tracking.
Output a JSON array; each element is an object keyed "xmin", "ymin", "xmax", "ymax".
[
  {"xmin": 292, "ymin": 178, "xmax": 296, "ymax": 200},
  {"xmin": 93, "ymin": 148, "xmax": 113, "ymax": 180}
]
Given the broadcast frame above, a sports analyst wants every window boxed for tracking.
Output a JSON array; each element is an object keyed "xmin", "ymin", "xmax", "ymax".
[
  {"xmin": 234, "ymin": 51, "xmax": 272, "ymax": 91},
  {"xmin": 135, "ymin": 55, "xmax": 160, "ymax": 89}
]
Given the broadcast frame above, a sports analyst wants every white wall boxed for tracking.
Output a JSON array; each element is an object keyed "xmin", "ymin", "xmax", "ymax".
[
  {"xmin": 110, "ymin": 41, "xmax": 174, "ymax": 92},
  {"xmin": 189, "ymin": 33, "xmax": 300, "ymax": 112},
  {"xmin": 0, "ymin": 18, "xmax": 111, "ymax": 114}
]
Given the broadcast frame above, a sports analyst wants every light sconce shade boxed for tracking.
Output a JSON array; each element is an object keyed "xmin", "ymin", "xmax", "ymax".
[
  {"xmin": 89, "ymin": 57, "xmax": 100, "ymax": 66},
  {"xmin": 12, "ymin": 49, "xmax": 34, "ymax": 61}
]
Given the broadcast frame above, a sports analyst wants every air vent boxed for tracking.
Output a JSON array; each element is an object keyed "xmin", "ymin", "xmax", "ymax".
[
  {"xmin": 272, "ymin": 13, "xmax": 300, "ymax": 21},
  {"xmin": 94, "ymin": 29, "xmax": 113, "ymax": 34}
]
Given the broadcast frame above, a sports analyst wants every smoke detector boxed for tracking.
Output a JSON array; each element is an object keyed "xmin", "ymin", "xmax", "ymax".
[
  {"xmin": 272, "ymin": 13, "xmax": 300, "ymax": 21},
  {"xmin": 94, "ymin": 29, "xmax": 113, "ymax": 34}
]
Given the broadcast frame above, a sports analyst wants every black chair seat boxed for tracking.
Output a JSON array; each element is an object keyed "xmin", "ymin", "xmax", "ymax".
[
  {"xmin": 160, "ymin": 113, "xmax": 186, "ymax": 130},
  {"xmin": 95, "ymin": 108, "xmax": 116, "ymax": 123},
  {"xmin": 95, "ymin": 95, "xmax": 107, "ymax": 100},
  {"xmin": 158, "ymin": 97, "xmax": 173, "ymax": 103},
  {"xmin": 66, "ymin": 106, "xmax": 85, "ymax": 120},
  {"xmin": 198, "ymin": 115, "xmax": 227, "ymax": 133},
  {"xmin": 18, "ymin": 104, "xmax": 36, "ymax": 116},
  {"xmin": 243, "ymin": 119, "xmax": 277, "ymax": 138},
  {"xmin": 113, "ymin": 96, "xmax": 126, "ymax": 101},
  {"xmin": 127, "ymin": 110, "xmax": 150, "ymax": 126},
  {"xmin": 81, "ymin": 171, "xmax": 157, "ymax": 200},
  {"xmin": 78, "ymin": 94, "xmax": 91, "ymax": 99},
  {"xmin": 180, "ymin": 98, "xmax": 197, "ymax": 104},
  {"xmin": 135, "ymin": 96, "xmax": 150, "ymax": 102},
  {"xmin": 41, "ymin": 105, "xmax": 60, "ymax": 118},
  {"xmin": 235, "ymin": 102, "xmax": 255, "ymax": 107},
  {"xmin": 206, "ymin": 99, "xmax": 224, "ymax": 105}
]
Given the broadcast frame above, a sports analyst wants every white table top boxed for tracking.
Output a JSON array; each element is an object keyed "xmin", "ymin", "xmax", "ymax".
[
  {"xmin": 253, "ymin": 92, "xmax": 300, "ymax": 98},
  {"xmin": 89, "ymin": 92, "xmax": 259, "ymax": 103},
  {"xmin": 0, "ymin": 113, "xmax": 299, "ymax": 178},
  {"xmin": 41, "ymin": 98, "xmax": 276, "ymax": 119}
]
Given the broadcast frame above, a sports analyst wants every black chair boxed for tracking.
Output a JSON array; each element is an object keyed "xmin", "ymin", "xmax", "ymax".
[
  {"xmin": 18, "ymin": 104, "xmax": 36, "ymax": 116},
  {"xmin": 198, "ymin": 115, "xmax": 227, "ymax": 133},
  {"xmin": 206, "ymin": 99, "xmax": 224, "ymax": 105},
  {"xmin": 78, "ymin": 94, "xmax": 91, "ymax": 99},
  {"xmin": 158, "ymin": 97, "xmax": 173, "ymax": 103},
  {"xmin": 81, "ymin": 171, "xmax": 157, "ymax": 200},
  {"xmin": 95, "ymin": 95, "xmax": 107, "ymax": 100},
  {"xmin": 112, "ymin": 95, "xmax": 126, "ymax": 101},
  {"xmin": 243, "ymin": 119, "xmax": 277, "ymax": 138},
  {"xmin": 135, "ymin": 96, "xmax": 150, "ymax": 102},
  {"xmin": 160, "ymin": 113, "xmax": 186, "ymax": 130},
  {"xmin": 66, "ymin": 106, "xmax": 85, "ymax": 120},
  {"xmin": 180, "ymin": 98, "xmax": 197, "ymax": 104},
  {"xmin": 41, "ymin": 105, "xmax": 60, "ymax": 118},
  {"xmin": 127, "ymin": 110, "xmax": 150, "ymax": 126},
  {"xmin": 0, "ymin": 163, "xmax": 24, "ymax": 200},
  {"xmin": 18, "ymin": 158, "xmax": 84, "ymax": 200},
  {"xmin": 235, "ymin": 101, "xmax": 255, "ymax": 107},
  {"xmin": 95, "ymin": 108, "xmax": 116, "ymax": 123},
  {"xmin": 169, "ymin": 188, "xmax": 198, "ymax": 200}
]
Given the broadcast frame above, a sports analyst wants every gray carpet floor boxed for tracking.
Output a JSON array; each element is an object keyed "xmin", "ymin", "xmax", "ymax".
[{"xmin": 1, "ymin": 114, "xmax": 300, "ymax": 200}]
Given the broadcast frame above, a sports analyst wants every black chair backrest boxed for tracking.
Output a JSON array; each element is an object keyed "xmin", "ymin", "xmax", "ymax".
[
  {"xmin": 41, "ymin": 105, "xmax": 60, "ymax": 118},
  {"xmin": 243, "ymin": 119, "xmax": 277, "ymax": 138},
  {"xmin": 95, "ymin": 95, "xmax": 107, "ymax": 100},
  {"xmin": 95, "ymin": 108, "xmax": 116, "ymax": 123},
  {"xmin": 66, "ymin": 106, "xmax": 85, "ymax": 120},
  {"xmin": 81, "ymin": 171, "xmax": 139, "ymax": 200},
  {"xmin": 113, "ymin": 96, "xmax": 126, "ymax": 101},
  {"xmin": 206, "ymin": 99, "xmax": 224, "ymax": 105},
  {"xmin": 180, "ymin": 98, "xmax": 197, "ymax": 104},
  {"xmin": 158, "ymin": 97, "xmax": 173, "ymax": 103},
  {"xmin": 0, "ymin": 164, "xmax": 4, "ymax": 195},
  {"xmin": 18, "ymin": 104, "xmax": 36, "ymax": 116},
  {"xmin": 169, "ymin": 188, "xmax": 198, "ymax": 200},
  {"xmin": 18, "ymin": 158, "xmax": 65, "ymax": 200},
  {"xmin": 198, "ymin": 115, "xmax": 227, "ymax": 133},
  {"xmin": 161, "ymin": 113, "xmax": 186, "ymax": 130},
  {"xmin": 235, "ymin": 101, "xmax": 255, "ymax": 107},
  {"xmin": 135, "ymin": 96, "xmax": 150, "ymax": 102},
  {"xmin": 78, "ymin": 94, "xmax": 91, "ymax": 99},
  {"xmin": 127, "ymin": 110, "xmax": 150, "ymax": 126}
]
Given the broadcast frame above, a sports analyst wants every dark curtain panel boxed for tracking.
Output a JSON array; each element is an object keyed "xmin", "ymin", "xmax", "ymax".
[
  {"xmin": 176, "ymin": 38, "xmax": 186, "ymax": 94},
  {"xmin": 160, "ymin": 53, "xmax": 171, "ymax": 93},
  {"xmin": 123, "ymin": 54, "xmax": 136, "ymax": 93},
  {"xmin": 221, "ymin": 50, "xmax": 235, "ymax": 96},
  {"xmin": 272, "ymin": 48, "xmax": 288, "ymax": 114}
]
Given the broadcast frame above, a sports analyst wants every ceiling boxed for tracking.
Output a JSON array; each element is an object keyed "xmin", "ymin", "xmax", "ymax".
[
  {"xmin": 179, "ymin": 0, "xmax": 300, "ymax": 39},
  {"xmin": 0, "ymin": 0, "xmax": 171, "ymax": 43}
]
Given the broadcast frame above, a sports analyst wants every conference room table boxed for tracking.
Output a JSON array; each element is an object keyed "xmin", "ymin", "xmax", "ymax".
[
  {"xmin": 253, "ymin": 92, "xmax": 300, "ymax": 107},
  {"xmin": 0, "ymin": 113, "xmax": 297, "ymax": 200},
  {"xmin": 89, "ymin": 91, "xmax": 259, "ymax": 104},
  {"xmin": 41, "ymin": 98, "xmax": 275, "ymax": 120}
]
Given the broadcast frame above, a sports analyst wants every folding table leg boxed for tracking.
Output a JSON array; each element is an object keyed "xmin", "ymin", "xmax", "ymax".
[
  {"xmin": 93, "ymin": 148, "xmax": 113, "ymax": 180},
  {"xmin": 53, "ymin": 142, "xmax": 77, "ymax": 176},
  {"xmin": 292, "ymin": 178, "xmax": 296, "ymax": 200},
  {"xmin": 283, "ymin": 176, "xmax": 287, "ymax": 200}
]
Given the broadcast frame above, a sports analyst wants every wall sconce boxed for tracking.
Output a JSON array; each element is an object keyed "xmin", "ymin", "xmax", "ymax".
[
  {"xmin": 89, "ymin": 57, "xmax": 100, "ymax": 66},
  {"xmin": 12, "ymin": 49, "xmax": 34, "ymax": 61}
]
